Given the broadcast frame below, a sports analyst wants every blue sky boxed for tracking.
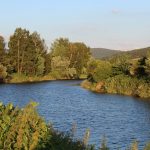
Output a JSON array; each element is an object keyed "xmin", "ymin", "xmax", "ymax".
[{"xmin": 0, "ymin": 0, "xmax": 150, "ymax": 50}]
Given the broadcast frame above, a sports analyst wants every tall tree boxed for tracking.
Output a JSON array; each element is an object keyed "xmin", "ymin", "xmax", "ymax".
[
  {"xmin": 0, "ymin": 36, "xmax": 6, "ymax": 64},
  {"xmin": 29, "ymin": 32, "xmax": 46, "ymax": 76},
  {"xmin": 50, "ymin": 38, "xmax": 91, "ymax": 77},
  {"xmin": 8, "ymin": 28, "xmax": 47, "ymax": 76},
  {"xmin": 50, "ymin": 38, "xmax": 70, "ymax": 58},
  {"xmin": 69, "ymin": 42, "xmax": 91, "ymax": 75},
  {"xmin": 44, "ymin": 53, "xmax": 52, "ymax": 75},
  {"xmin": 8, "ymin": 28, "xmax": 30, "ymax": 74}
]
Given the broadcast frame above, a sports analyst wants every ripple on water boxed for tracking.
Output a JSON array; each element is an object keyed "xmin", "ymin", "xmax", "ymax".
[{"xmin": 0, "ymin": 80, "xmax": 150, "ymax": 149}]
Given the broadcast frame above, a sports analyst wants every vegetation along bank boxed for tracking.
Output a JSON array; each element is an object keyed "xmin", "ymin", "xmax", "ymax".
[
  {"xmin": 1, "ymin": 27, "xmax": 150, "ymax": 98},
  {"xmin": 81, "ymin": 54, "xmax": 150, "ymax": 99}
]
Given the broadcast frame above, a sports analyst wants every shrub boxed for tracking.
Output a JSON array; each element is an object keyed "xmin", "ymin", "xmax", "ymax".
[
  {"xmin": 0, "ymin": 102, "xmax": 47, "ymax": 149},
  {"xmin": 0, "ymin": 64, "xmax": 7, "ymax": 80}
]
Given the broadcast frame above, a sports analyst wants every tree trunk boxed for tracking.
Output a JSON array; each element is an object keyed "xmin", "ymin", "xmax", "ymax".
[
  {"xmin": 17, "ymin": 40, "xmax": 20, "ymax": 74},
  {"xmin": 20, "ymin": 49, "xmax": 24, "ymax": 74}
]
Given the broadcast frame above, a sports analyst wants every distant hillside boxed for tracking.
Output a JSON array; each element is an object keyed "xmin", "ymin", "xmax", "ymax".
[
  {"xmin": 90, "ymin": 47, "xmax": 150, "ymax": 59},
  {"xmin": 123, "ymin": 47, "xmax": 150, "ymax": 59},
  {"xmin": 90, "ymin": 48, "xmax": 121, "ymax": 59}
]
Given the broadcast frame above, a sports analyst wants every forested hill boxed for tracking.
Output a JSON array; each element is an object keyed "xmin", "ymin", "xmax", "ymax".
[
  {"xmin": 90, "ymin": 47, "xmax": 150, "ymax": 59},
  {"xmin": 123, "ymin": 47, "xmax": 150, "ymax": 58},
  {"xmin": 90, "ymin": 48, "xmax": 120, "ymax": 59}
]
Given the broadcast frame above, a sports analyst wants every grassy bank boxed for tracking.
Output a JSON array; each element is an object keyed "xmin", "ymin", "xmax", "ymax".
[
  {"xmin": 83, "ymin": 54, "xmax": 150, "ymax": 99},
  {"xmin": 7, "ymin": 73, "xmax": 56, "ymax": 83},
  {"xmin": 81, "ymin": 75, "xmax": 150, "ymax": 99},
  {"xmin": 4, "ymin": 73, "xmax": 87, "ymax": 84}
]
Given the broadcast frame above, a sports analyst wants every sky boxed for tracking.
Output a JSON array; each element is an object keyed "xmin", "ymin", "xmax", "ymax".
[{"xmin": 0, "ymin": 0, "xmax": 150, "ymax": 50}]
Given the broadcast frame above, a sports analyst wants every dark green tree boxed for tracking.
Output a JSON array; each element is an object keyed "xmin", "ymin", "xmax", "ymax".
[
  {"xmin": 8, "ymin": 28, "xmax": 47, "ymax": 76},
  {"xmin": 50, "ymin": 38, "xmax": 91, "ymax": 77},
  {"xmin": 0, "ymin": 36, "xmax": 6, "ymax": 64},
  {"xmin": 111, "ymin": 54, "xmax": 131, "ymax": 76},
  {"xmin": 8, "ymin": 28, "xmax": 30, "ymax": 74},
  {"xmin": 44, "ymin": 53, "xmax": 52, "ymax": 75},
  {"xmin": 69, "ymin": 42, "xmax": 91, "ymax": 75}
]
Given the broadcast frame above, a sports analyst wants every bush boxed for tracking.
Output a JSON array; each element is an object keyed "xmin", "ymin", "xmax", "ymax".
[
  {"xmin": 0, "ymin": 102, "xmax": 95, "ymax": 150},
  {"xmin": 93, "ymin": 61, "xmax": 112, "ymax": 82},
  {"xmin": 0, "ymin": 64, "xmax": 7, "ymax": 79},
  {"xmin": 0, "ymin": 102, "xmax": 47, "ymax": 149}
]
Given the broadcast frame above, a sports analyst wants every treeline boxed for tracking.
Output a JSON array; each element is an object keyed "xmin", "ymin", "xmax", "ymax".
[
  {"xmin": 0, "ymin": 28, "xmax": 91, "ymax": 82},
  {"xmin": 82, "ymin": 53, "xmax": 150, "ymax": 98},
  {"xmin": 1, "ymin": 102, "xmax": 150, "ymax": 150}
]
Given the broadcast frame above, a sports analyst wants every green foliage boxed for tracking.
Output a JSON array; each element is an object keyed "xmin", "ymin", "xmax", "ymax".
[
  {"xmin": 8, "ymin": 28, "xmax": 46, "ymax": 76},
  {"xmin": 39, "ymin": 129, "xmax": 94, "ymax": 150},
  {"xmin": 50, "ymin": 56, "xmax": 77, "ymax": 79},
  {"xmin": 0, "ymin": 64, "xmax": 7, "ymax": 79},
  {"xmin": 105, "ymin": 75, "xmax": 138, "ymax": 95},
  {"xmin": 36, "ymin": 55, "xmax": 45, "ymax": 76},
  {"xmin": 44, "ymin": 53, "xmax": 52, "ymax": 75},
  {"xmin": 51, "ymin": 38, "xmax": 70, "ymax": 58},
  {"xmin": 111, "ymin": 54, "xmax": 131, "ymax": 76},
  {"xmin": 0, "ymin": 36, "xmax": 6, "ymax": 64},
  {"xmin": 87, "ymin": 59, "xmax": 112, "ymax": 82},
  {"xmin": 0, "ymin": 29, "xmax": 91, "ymax": 81},
  {"xmin": 93, "ymin": 61, "xmax": 112, "ymax": 82},
  {"xmin": 0, "ymin": 102, "xmax": 96, "ymax": 150},
  {"xmin": 0, "ymin": 102, "xmax": 47, "ymax": 150},
  {"xmin": 69, "ymin": 42, "xmax": 91, "ymax": 75},
  {"xmin": 50, "ymin": 38, "xmax": 91, "ymax": 77},
  {"xmin": 10, "ymin": 73, "xmax": 29, "ymax": 83},
  {"xmin": 85, "ymin": 53, "xmax": 150, "ymax": 98},
  {"xmin": 87, "ymin": 58, "xmax": 101, "ymax": 81},
  {"xmin": 1, "ymin": 102, "xmax": 150, "ymax": 150}
]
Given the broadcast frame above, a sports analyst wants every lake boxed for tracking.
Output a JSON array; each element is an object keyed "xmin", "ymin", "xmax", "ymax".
[{"xmin": 0, "ymin": 80, "xmax": 150, "ymax": 149}]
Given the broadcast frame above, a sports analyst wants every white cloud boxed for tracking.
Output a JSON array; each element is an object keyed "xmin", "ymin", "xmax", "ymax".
[{"xmin": 111, "ymin": 9, "xmax": 120, "ymax": 14}]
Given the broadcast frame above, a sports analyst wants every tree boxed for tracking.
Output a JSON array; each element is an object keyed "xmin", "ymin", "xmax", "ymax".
[
  {"xmin": 8, "ymin": 28, "xmax": 46, "ymax": 76},
  {"xmin": 94, "ymin": 61, "xmax": 112, "ymax": 82},
  {"xmin": 31, "ymin": 31, "xmax": 47, "ymax": 57},
  {"xmin": 111, "ymin": 54, "xmax": 131, "ymax": 76},
  {"xmin": 8, "ymin": 28, "xmax": 30, "ymax": 74},
  {"xmin": 50, "ymin": 38, "xmax": 70, "ymax": 58},
  {"xmin": 0, "ymin": 64, "xmax": 7, "ymax": 81},
  {"xmin": 87, "ymin": 59, "xmax": 112, "ymax": 82},
  {"xmin": 0, "ymin": 36, "xmax": 6, "ymax": 64},
  {"xmin": 44, "ymin": 53, "xmax": 52, "ymax": 75},
  {"xmin": 145, "ymin": 51, "xmax": 150, "ymax": 77},
  {"xmin": 36, "ymin": 56, "xmax": 45, "ymax": 76},
  {"xmin": 130, "ymin": 57, "xmax": 147, "ymax": 78},
  {"xmin": 87, "ymin": 58, "xmax": 101, "ymax": 82},
  {"xmin": 69, "ymin": 42, "xmax": 91, "ymax": 75},
  {"xmin": 50, "ymin": 38, "xmax": 91, "ymax": 77}
]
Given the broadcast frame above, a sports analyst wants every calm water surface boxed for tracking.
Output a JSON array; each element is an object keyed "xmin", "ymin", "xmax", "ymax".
[{"xmin": 0, "ymin": 80, "xmax": 150, "ymax": 149}]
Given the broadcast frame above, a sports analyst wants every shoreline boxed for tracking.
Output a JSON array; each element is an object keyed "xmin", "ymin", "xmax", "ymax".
[
  {"xmin": 2, "ymin": 77, "xmax": 150, "ymax": 100},
  {"xmin": 2, "ymin": 76, "xmax": 85, "ymax": 84},
  {"xmin": 81, "ymin": 80, "xmax": 150, "ymax": 100}
]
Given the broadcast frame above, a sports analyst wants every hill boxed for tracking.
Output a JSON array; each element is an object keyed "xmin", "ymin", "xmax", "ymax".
[
  {"xmin": 90, "ymin": 48, "xmax": 121, "ymax": 59},
  {"xmin": 90, "ymin": 47, "xmax": 150, "ymax": 59},
  {"xmin": 123, "ymin": 47, "xmax": 150, "ymax": 59}
]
